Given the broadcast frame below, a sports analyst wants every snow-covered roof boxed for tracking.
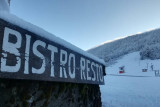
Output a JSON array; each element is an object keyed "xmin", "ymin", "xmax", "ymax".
[{"xmin": 0, "ymin": 11, "xmax": 105, "ymax": 65}]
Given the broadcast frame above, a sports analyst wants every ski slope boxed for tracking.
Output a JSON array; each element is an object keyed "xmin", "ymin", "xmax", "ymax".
[{"xmin": 101, "ymin": 52, "xmax": 160, "ymax": 107}]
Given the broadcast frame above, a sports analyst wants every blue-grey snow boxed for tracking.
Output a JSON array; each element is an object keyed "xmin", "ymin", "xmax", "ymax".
[{"xmin": 101, "ymin": 52, "xmax": 160, "ymax": 107}]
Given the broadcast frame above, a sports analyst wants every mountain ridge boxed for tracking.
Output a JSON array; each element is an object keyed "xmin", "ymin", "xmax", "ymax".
[{"xmin": 88, "ymin": 28, "xmax": 160, "ymax": 66}]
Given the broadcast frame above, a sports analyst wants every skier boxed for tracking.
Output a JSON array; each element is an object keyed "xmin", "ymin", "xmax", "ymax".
[{"xmin": 150, "ymin": 63, "xmax": 153, "ymax": 71}]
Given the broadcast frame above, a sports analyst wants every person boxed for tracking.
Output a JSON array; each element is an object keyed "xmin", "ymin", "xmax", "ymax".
[{"xmin": 150, "ymin": 63, "xmax": 153, "ymax": 71}]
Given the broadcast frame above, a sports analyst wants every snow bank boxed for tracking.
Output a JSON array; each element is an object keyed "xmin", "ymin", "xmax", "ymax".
[
  {"xmin": 101, "ymin": 76, "xmax": 160, "ymax": 107},
  {"xmin": 0, "ymin": 12, "xmax": 105, "ymax": 65},
  {"xmin": 0, "ymin": 0, "xmax": 10, "ymax": 12}
]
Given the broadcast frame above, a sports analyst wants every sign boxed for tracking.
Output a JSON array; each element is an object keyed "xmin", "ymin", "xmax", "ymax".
[{"xmin": 0, "ymin": 18, "xmax": 105, "ymax": 85}]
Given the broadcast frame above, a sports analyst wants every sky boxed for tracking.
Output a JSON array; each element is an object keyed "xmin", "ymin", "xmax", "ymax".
[{"xmin": 10, "ymin": 0, "xmax": 160, "ymax": 50}]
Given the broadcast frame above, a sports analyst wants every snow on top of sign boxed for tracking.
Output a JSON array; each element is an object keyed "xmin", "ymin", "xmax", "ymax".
[
  {"xmin": 0, "ymin": 0, "xmax": 10, "ymax": 12},
  {"xmin": 0, "ymin": 12, "xmax": 105, "ymax": 65}
]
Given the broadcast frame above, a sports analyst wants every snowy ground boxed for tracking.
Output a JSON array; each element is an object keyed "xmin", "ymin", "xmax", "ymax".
[{"xmin": 101, "ymin": 52, "xmax": 160, "ymax": 107}]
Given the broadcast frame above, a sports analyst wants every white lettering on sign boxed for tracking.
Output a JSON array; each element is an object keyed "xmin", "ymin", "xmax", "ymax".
[
  {"xmin": 86, "ymin": 59, "xmax": 91, "ymax": 80},
  {"xmin": 0, "ymin": 27, "xmax": 104, "ymax": 84},
  {"xmin": 32, "ymin": 40, "xmax": 46, "ymax": 74},
  {"xmin": 80, "ymin": 57, "xmax": 104, "ymax": 82},
  {"xmin": 24, "ymin": 34, "xmax": 31, "ymax": 74},
  {"xmin": 47, "ymin": 44, "xmax": 58, "ymax": 77},
  {"xmin": 68, "ymin": 53, "xmax": 75, "ymax": 79},
  {"xmin": 99, "ymin": 65, "xmax": 104, "ymax": 82},
  {"xmin": 1, "ymin": 27, "xmax": 22, "ymax": 72},
  {"xmin": 91, "ymin": 62, "xmax": 96, "ymax": 81},
  {"xmin": 80, "ymin": 57, "xmax": 86, "ymax": 80},
  {"xmin": 60, "ymin": 49, "xmax": 68, "ymax": 78},
  {"xmin": 96, "ymin": 64, "xmax": 99, "ymax": 81}
]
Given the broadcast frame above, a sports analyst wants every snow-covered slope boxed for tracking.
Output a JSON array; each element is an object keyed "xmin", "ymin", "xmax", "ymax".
[
  {"xmin": 106, "ymin": 52, "xmax": 160, "ymax": 76},
  {"xmin": 88, "ymin": 28, "xmax": 160, "ymax": 66},
  {"xmin": 101, "ymin": 52, "xmax": 160, "ymax": 107},
  {"xmin": 86, "ymin": 5, "xmax": 160, "ymax": 106}
]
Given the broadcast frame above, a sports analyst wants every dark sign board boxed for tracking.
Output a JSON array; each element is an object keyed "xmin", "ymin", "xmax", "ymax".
[{"xmin": 0, "ymin": 18, "xmax": 105, "ymax": 85}]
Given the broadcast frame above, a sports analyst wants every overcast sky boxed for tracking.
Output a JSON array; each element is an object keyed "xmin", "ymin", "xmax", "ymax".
[{"xmin": 10, "ymin": 0, "xmax": 160, "ymax": 50}]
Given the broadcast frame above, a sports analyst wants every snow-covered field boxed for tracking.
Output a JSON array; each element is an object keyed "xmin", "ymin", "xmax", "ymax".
[{"xmin": 101, "ymin": 52, "xmax": 160, "ymax": 107}]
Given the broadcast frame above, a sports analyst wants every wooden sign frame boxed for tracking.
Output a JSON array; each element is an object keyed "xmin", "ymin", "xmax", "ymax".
[{"xmin": 0, "ymin": 18, "xmax": 105, "ymax": 85}]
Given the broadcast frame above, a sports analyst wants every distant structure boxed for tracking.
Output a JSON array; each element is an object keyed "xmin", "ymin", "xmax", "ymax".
[{"xmin": 119, "ymin": 66, "xmax": 125, "ymax": 74}]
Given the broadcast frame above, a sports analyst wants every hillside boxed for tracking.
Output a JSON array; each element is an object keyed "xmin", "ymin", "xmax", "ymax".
[
  {"xmin": 101, "ymin": 52, "xmax": 160, "ymax": 107},
  {"xmin": 88, "ymin": 28, "xmax": 160, "ymax": 106},
  {"xmin": 88, "ymin": 28, "xmax": 160, "ymax": 66},
  {"xmin": 88, "ymin": 28, "xmax": 160, "ymax": 107}
]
